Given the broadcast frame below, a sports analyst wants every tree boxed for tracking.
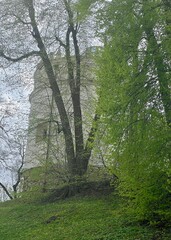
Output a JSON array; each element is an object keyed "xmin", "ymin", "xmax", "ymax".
[
  {"xmin": 96, "ymin": 0, "xmax": 171, "ymax": 223},
  {"xmin": 0, "ymin": 137, "xmax": 25, "ymax": 200},
  {"xmin": 0, "ymin": 0, "xmax": 98, "ymax": 177},
  {"xmin": 0, "ymin": 54, "xmax": 31, "ymax": 200},
  {"xmin": 0, "ymin": 121, "xmax": 26, "ymax": 200}
]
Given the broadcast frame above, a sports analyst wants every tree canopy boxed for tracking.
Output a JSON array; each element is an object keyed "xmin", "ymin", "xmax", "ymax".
[{"xmin": 96, "ymin": 0, "xmax": 171, "ymax": 223}]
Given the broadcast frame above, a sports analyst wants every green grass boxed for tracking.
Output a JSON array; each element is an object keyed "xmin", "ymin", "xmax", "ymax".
[{"xmin": 0, "ymin": 194, "xmax": 170, "ymax": 240}]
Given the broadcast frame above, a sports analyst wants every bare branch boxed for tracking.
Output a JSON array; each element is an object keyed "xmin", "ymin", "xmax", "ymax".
[
  {"xmin": 55, "ymin": 36, "xmax": 66, "ymax": 49},
  {"xmin": 0, "ymin": 182, "xmax": 13, "ymax": 200},
  {"xmin": 0, "ymin": 50, "xmax": 40, "ymax": 62},
  {"xmin": 13, "ymin": 14, "xmax": 31, "ymax": 25},
  {"xmin": 0, "ymin": 124, "xmax": 10, "ymax": 138}
]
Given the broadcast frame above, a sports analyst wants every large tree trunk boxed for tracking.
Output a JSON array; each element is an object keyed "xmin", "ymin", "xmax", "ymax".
[
  {"xmin": 65, "ymin": 26, "xmax": 84, "ymax": 175},
  {"xmin": 64, "ymin": 0, "xmax": 99, "ymax": 176},
  {"xmin": 65, "ymin": 27, "xmax": 85, "ymax": 175},
  {"xmin": 26, "ymin": 0, "xmax": 77, "ymax": 175}
]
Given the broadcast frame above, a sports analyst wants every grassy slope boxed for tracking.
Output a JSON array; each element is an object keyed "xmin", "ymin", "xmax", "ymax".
[{"xmin": 0, "ymin": 195, "xmax": 170, "ymax": 240}]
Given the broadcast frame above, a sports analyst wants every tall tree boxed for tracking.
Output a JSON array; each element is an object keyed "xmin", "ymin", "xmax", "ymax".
[
  {"xmin": 0, "ymin": 0, "xmax": 98, "ymax": 177},
  {"xmin": 97, "ymin": 0, "xmax": 171, "ymax": 223}
]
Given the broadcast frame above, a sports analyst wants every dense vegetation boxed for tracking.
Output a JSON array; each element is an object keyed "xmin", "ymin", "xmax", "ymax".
[{"xmin": 96, "ymin": 0, "xmax": 171, "ymax": 225}]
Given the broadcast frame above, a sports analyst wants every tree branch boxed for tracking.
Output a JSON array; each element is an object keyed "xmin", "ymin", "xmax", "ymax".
[
  {"xmin": 55, "ymin": 36, "xmax": 66, "ymax": 49},
  {"xmin": 0, "ymin": 51, "xmax": 40, "ymax": 62},
  {"xmin": 0, "ymin": 182, "xmax": 13, "ymax": 200},
  {"xmin": 13, "ymin": 14, "xmax": 31, "ymax": 25}
]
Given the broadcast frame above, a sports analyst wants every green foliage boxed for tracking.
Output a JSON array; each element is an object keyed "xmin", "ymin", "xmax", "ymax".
[
  {"xmin": 74, "ymin": 0, "xmax": 98, "ymax": 20},
  {"xmin": 96, "ymin": 0, "xmax": 171, "ymax": 225}
]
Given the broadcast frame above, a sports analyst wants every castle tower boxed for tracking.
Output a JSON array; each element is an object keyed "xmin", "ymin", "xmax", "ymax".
[{"xmin": 24, "ymin": 50, "xmax": 97, "ymax": 171}]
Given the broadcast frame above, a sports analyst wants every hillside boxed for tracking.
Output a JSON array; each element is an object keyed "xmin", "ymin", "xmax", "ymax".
[{"xmin": 0, "ymin": 194, "xmax": 170, "ymax": 240}]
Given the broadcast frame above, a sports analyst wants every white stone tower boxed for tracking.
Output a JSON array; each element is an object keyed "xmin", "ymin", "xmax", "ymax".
[{"xmin": 24, "ymin": 50, "xmax": 97, "ymax": 170}]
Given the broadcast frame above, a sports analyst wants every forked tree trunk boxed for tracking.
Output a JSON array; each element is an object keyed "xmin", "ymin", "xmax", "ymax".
[{"xmin": 26, "ymin": 0, "xmax": 98, "ymax": 176}]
